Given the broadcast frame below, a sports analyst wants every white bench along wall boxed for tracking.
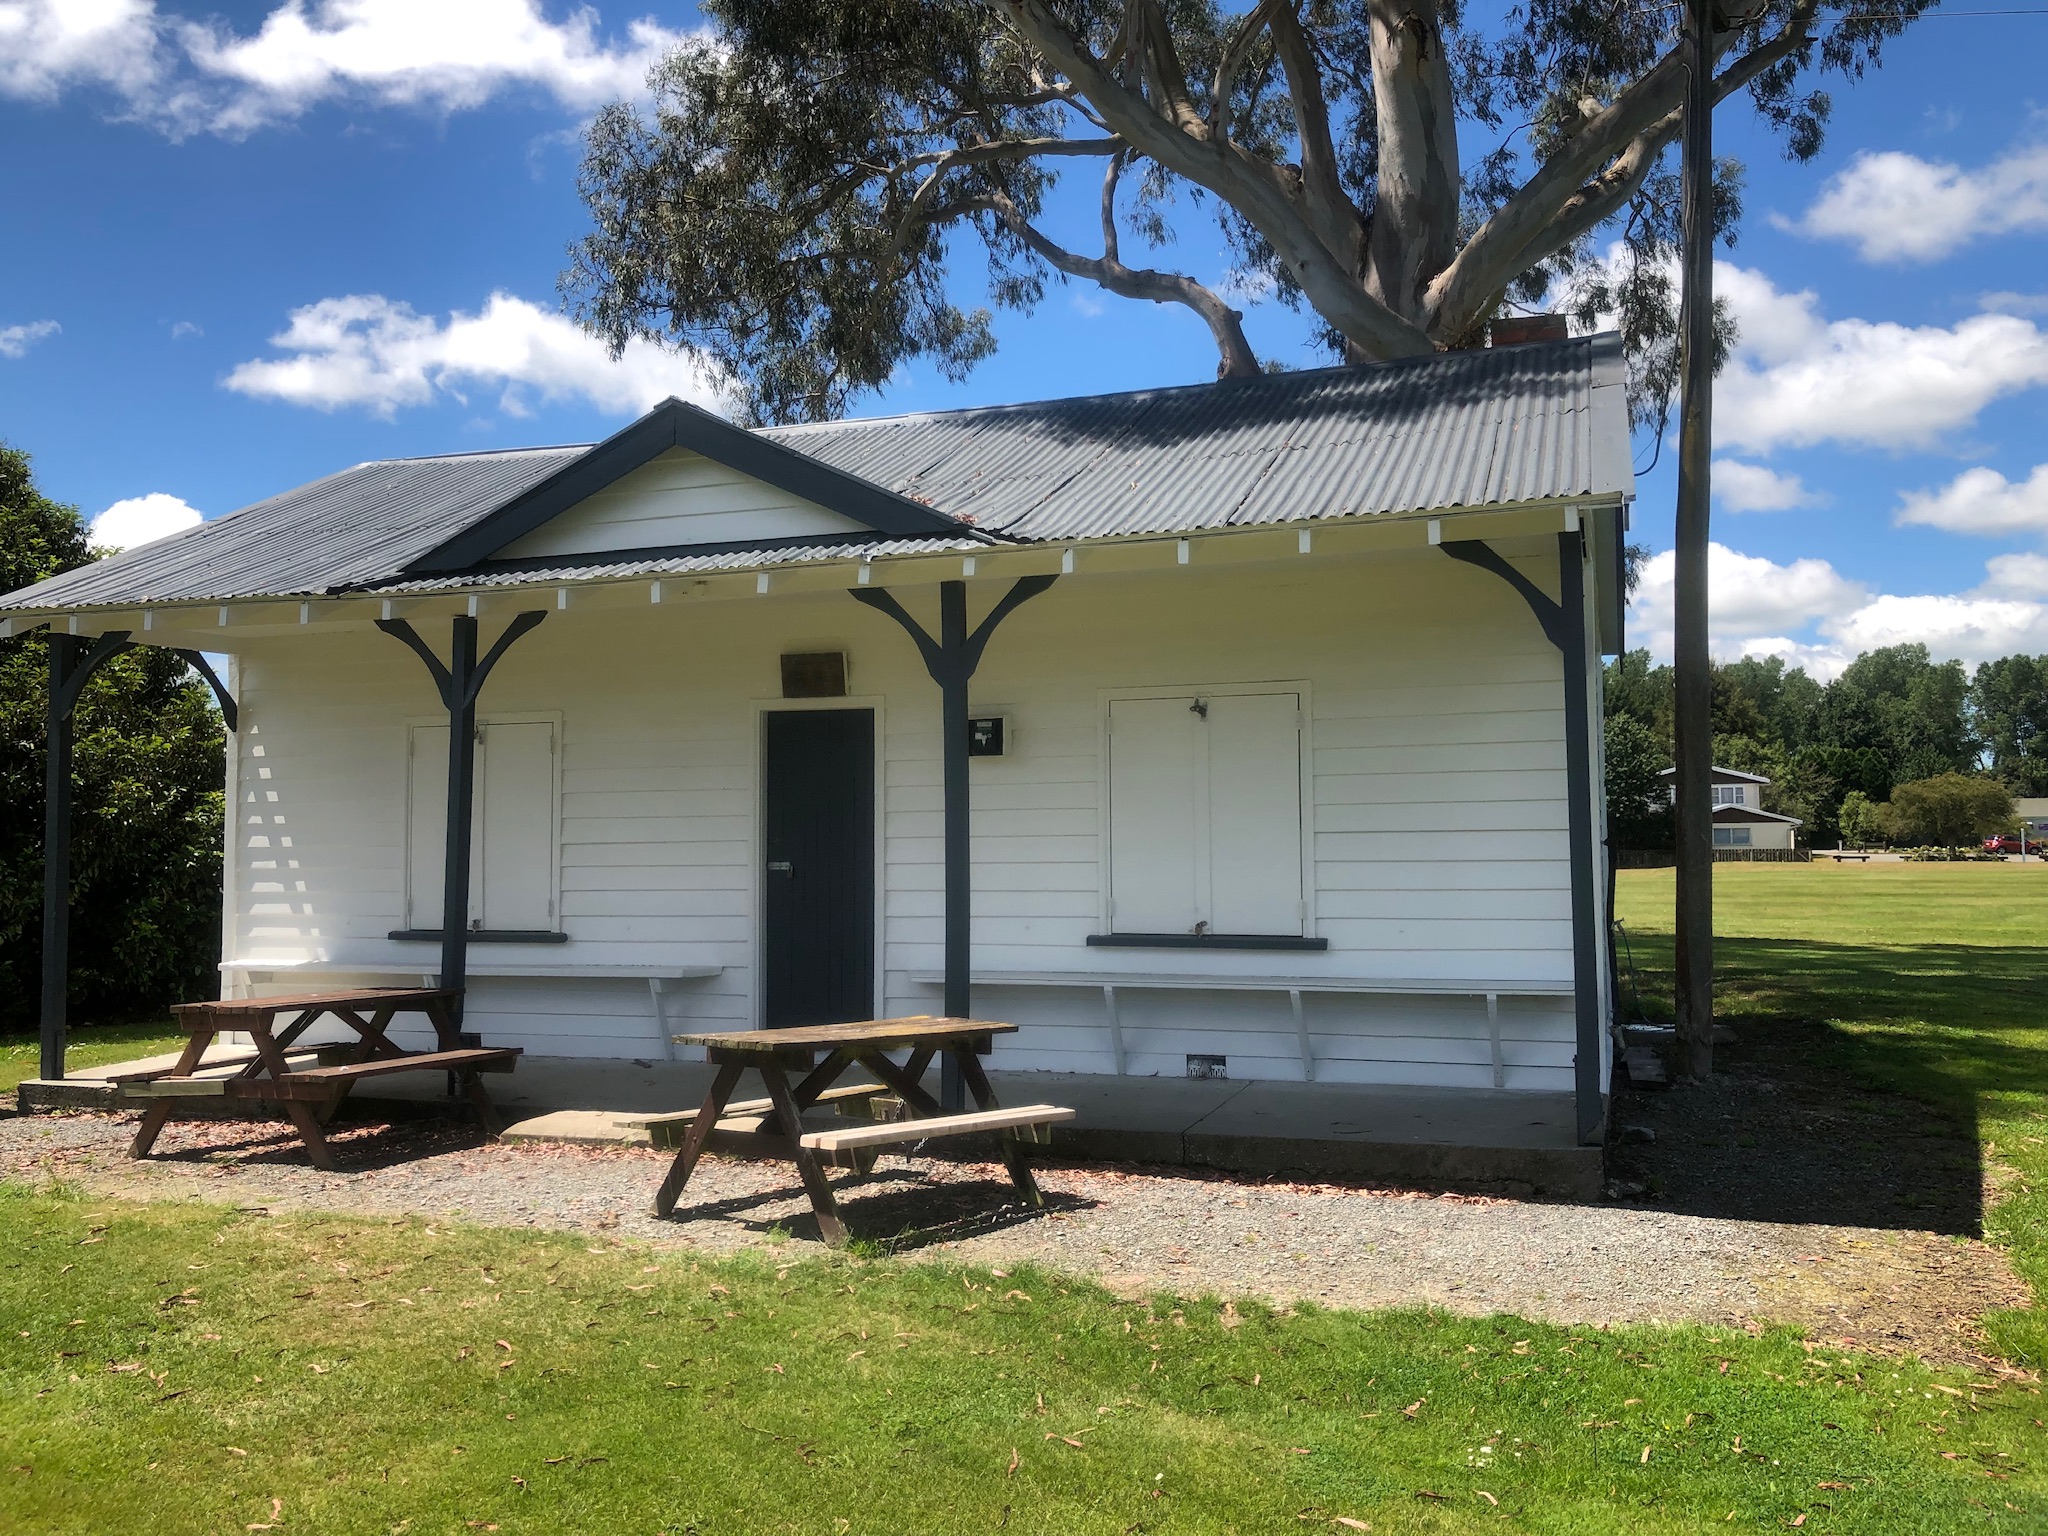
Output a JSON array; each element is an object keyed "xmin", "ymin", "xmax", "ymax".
[{"xmin": 222, "ymin": 537, "xmax": 1594, "ymax": 1091}]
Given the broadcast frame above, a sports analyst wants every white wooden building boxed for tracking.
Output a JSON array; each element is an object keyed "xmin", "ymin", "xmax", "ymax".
[{"xmin": 4, "ymin": 336, "xmax": 1634, "ymax": 1144}]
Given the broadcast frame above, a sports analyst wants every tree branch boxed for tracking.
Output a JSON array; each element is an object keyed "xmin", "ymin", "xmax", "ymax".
[
  {"xmin": 1424, "ymin": 0, "xmax": 1819, "ymax": 339},
  {"xmin": 1270, "ymin": 1, "xmax": 1365, "ymax": 272},
  {"xmin": 1209, "ymin": 0, "xmax": 1282, "ymax": 138},
  {"xmin": 986, "ymin": 0, "xmax": 1432, "ymax": 359},
  {"xmin": 968, "ymin": 191, "xmax": 1261, "ymax": 377}
]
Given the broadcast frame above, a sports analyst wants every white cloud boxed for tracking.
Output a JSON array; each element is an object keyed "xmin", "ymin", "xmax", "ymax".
[
  {"xmin": 170, "ymin": 319, "xmax": 202, "ymax": 339},
  {"xmin": 0, "ymin": 0, "xmax": 163, "ymax": 104},
  {"xmin": 90, "ymin": 492, "xmax": 203, "ymax": 550},
  {"xmin": 1628, "ymin": 542, "xmax": 1868, "ymax": 667},
  {"xmin": 0, "ymin": 319, "xmax": 59, "ymax": 358},
  {"xmin": 1896, "ymin": 464, "xmax": 2048, "ymax": 537},
  {"xmin": 1979, "ymin": 552, "xmax": 2048, "ymax": 598},
  {"xmin": 1713, "ymin": 459, "xmax": 1820, "ymax": 513},
  {"xmin": 1713, "ymin": 262, "xmax": 2048, "ymax": 453},
  {"xmin": 0, "ymin": 0, "xmax": 689, "ymax": 136},
  {"xmin": 1789, "ymin": 142, "xmax": 2048, "ymax": 263},
  {"xmin": 224, "ymin": 290, "xmax": 720, "ymax": 419},
  {"xmin": 1627, "ymin": 541, "xmax": 2048, "ymax": 679}
]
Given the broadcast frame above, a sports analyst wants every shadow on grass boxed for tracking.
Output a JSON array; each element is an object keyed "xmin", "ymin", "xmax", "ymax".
[{"xmin": 1612, "ymin": 936, "xmax": 2048, "ymax": 1237}]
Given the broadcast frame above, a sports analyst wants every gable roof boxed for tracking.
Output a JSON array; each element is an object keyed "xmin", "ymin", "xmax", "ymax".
[
  {"xmin": 410, "ymin": 396, "xmax": 966, "ymax": 573},
  {"xmin": 2, "ymin": 333, "xmax": 1631, "ymax": 614},
  {"xmin": 1659, "ymin": 765, "xmax": 1772, "ymax": 786}
]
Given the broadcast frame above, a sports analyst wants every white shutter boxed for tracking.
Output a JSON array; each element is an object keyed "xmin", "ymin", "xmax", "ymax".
[
  {"xmin": 1204, "ymin": 693, "xmax": 1304, "ymax": 935},
  {"xmin": 1107, "ymin": 697, "xmax": 1204, "ymax": 932},
  {"xmin": 406, "ymin": 724, "xmax": 450, "ymax": 930},
  {"xmin": 478, "ymin": 720, "xmax": 556, "ymax": 931}
]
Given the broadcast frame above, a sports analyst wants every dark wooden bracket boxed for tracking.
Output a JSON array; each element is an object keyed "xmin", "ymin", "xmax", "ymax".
[
  {"xmin": 375, "ymin": 611, "xmax": 548, "ymax": 1021},
  {"xmin": 1441, "ymin": 532, "xmax": 1605, "ymax": 1145},
  {"xmin": 850, "ymin": 576, "xmax": 1058, "ymax": 1107}
]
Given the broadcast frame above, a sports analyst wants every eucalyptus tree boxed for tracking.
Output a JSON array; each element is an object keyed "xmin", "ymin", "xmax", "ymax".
[{"xmin": 568, "ymin": 0, "xmax": 1928, "ymax": 424}]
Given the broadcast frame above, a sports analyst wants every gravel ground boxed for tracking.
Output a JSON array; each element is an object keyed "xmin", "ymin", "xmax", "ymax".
[{"xmin": 1, "ymin": 1107, "xmax": 2025, "ymax": 1369}]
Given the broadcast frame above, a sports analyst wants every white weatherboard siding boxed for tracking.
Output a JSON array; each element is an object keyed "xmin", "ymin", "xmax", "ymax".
[
  {"xmin": 498, "ymin": 447, "xmax": 866, "ymax": 559},
  {"xmin": 221, "ymin": 536, "xmax": 1588, "ymax": 1089}
]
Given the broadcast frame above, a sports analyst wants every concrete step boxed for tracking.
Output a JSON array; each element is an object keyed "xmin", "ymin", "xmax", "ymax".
[{"xmin": 499, "ymin": 1110, "xmax": 652, "ymax": 1147}]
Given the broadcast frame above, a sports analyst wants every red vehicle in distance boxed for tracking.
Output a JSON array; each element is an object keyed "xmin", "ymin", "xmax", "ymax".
[{"xmin": 1984, "ymin": 834, "xmax": 2029, "ymax": 855}]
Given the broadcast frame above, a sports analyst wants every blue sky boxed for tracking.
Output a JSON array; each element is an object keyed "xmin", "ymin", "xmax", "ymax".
[{"xmin": 2, "ymin": 2, "xmax": 2046, "ymax": 679}]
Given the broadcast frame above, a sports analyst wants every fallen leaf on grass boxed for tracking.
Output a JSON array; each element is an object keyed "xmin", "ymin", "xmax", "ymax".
[
  {"xmin": 226, "ymin": 1447, "xmax": 248, "ymax": 1458},
  {"xmin": 1401, "ymin": 1401, "xmax": 1423, "ymax": 1419},
  {"xmin": 1007, "ymin": 1447, "xmax": 1019, "ymax": 1478},
  {"xmin": 1641, "ymin": 1446, "xmax": 1652, "ymax": 1464},
  {"xmin": 510, "ymin": 1477, "xmax": 527, "ymax": 1492},
  {"xmin": 1477, "ymin": 1491, "xmax": 1498, "ymax": 1506},
  {"xmin": 1045, "ymin": 1434, "xmax": 1084, "ymax": 1449},
  {"xmin": 1818, "ymin": 1481, "xmax": 1849, "ymax": 1490},
  {"xmin": 1334, "ymin": 1520, "xmax": 1370, "ymax": 1532},
  {"xmin": 1790, "ymin": 1517, "xmax": 1807, "ymax": 1528},
  {"xmin": 1413, "ymin": 1490, "xmax": 1445, "ymax": 1501},
  {"xmin": 767, "ymin": 1363, "xmax": 785, "ymax": 1375},
  {"xmin": 496, "ymin": 1360, "xmax": 515, "ymax": 1371},
  {"xmin": 1289, "ymin": 1448, "xmax": 1313, "ymax": 1456},
  {"xmin": 494, "ymin": 1340, "xmax": 512, "ymax": 1352}
]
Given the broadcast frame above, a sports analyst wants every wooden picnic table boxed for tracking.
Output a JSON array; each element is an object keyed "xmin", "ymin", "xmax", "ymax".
[
  {"xmin": 653, "ymin": 1016, "xmax": 1073, "ymax": 1245},
  {"xmin": 124, "ymin": 987, "xmax": 520, "ymax": 1171}
]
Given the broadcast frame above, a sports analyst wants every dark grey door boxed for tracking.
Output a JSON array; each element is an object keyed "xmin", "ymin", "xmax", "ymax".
[{"xmin": 763, "ymin": 709, "xmax": 875, "ymax": 1028}]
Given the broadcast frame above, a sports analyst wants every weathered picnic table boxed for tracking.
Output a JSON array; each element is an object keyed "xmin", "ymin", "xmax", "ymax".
[
  {"xmin": 653, "ymin": 1016, "xmax": 1074, "ymax": 1244},
  {"xmin": 122, "ymin": 988, "xmax": 520, "ymax": 1171}
]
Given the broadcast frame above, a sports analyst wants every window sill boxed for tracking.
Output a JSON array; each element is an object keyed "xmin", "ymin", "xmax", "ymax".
[
  {"xmin": 387, "ymin": 930, "xmax": 570, "ymax": 945},
  {"xmin": 1085, "ymin": 933, "xmax": 1328, "ymax": 952}
]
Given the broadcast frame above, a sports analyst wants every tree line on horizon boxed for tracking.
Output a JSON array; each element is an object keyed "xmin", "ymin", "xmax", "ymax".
[{"xmin": 1603, "ymin": 644, "xmax": 2048, "ymax": 851}]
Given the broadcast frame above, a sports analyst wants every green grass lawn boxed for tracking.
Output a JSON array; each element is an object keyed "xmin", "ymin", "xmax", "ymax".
[
  {"xmin": 3, "ymin": 864, "xmax": 2046, "ymax": 1533},
  {"xmin": 1615, "ymin": 863, "xmax": 2048, "ymax": 1366},
  {"xmin": 0, "ymin": 1020, "xmax": 185, "ymax": 1095},
  {"xmin": 2, "ymin": 1185, "xmax": 2041, "ymax": 1536}
]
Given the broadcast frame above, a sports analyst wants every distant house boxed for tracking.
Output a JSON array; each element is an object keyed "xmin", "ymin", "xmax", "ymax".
[{"xmin": 1659, "ymin": 765, "xmax": 1801, "ymax": 850}]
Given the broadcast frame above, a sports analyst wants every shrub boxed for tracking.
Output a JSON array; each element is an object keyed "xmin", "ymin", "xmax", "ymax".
[{"xmin": 1882, "ymin": 773, "xmax": 2014, "ymax": 848}]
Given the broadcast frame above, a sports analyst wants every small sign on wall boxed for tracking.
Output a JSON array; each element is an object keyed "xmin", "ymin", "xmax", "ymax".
[
  {"xmin": 780, "ymin": 652, "xmax": 848, "ymax": 698},
  {"xmin": 967, "ymin": 715, "xmax": 1008, "ymax": 757}
]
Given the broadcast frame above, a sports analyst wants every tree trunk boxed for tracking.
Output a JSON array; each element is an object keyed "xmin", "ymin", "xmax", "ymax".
[
  {"xmin": 1672, "ymin": 0, "xmax": 1716, "ymax": 1079},
  {"xmin": 1362, "ymin": 0, "xmax": 1462, "ymax": 326}
]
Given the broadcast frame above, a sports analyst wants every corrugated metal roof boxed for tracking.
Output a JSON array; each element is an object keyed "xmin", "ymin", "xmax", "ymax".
[
  {"xmin": 371, "ymin": 536, "xmax": 989, "ymax": 593},
  {"xmin": 3, "ymin": 335, "xmax": 1629, "ymax": 613}
]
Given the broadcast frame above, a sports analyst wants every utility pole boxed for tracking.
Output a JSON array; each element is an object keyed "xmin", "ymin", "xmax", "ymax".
[{"xmin": 1673, "ymin": 0, "xmax": 1717, "ymax": 1078}]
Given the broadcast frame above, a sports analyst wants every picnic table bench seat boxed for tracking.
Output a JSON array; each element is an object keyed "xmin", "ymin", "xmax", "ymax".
[
  {"xmin": 799, "ymin": 1104, "xmax": 1076, "ymax": 1168},
  {"xmin": 651, "ymin": 1016, "xmax": 1073, "ymax": 1244},
  {"xmin": 126, "ymin": 987, "xmax": 517, "ymax": 1172}
]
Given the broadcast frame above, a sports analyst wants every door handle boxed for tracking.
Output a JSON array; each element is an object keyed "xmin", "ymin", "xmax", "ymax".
[{"xmin": 767, "ymin": 861, "xmax": 793, "ymax": 874}]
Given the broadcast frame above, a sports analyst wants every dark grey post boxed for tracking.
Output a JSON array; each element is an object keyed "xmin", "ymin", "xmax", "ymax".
[
  {"xmin": 1554, "ymin": 532, "xmax": 1605, "ymax": 1143},
  {"xmin": 38, "ymin": 629, "xmax": 140, "ymax": 1082},
  {"xmin": 441, "ymin": 617, "xmax": 481, "ymax": 1017},
  {"xmin": 852, "ymin": 575, "xmax": 1057, "ymax": 1110},
  {"xmin": 1672, "ymin": 0, "xmax": 1717, "ymax": 1078},
  {"xmin": 378, "ymin": 610, "xmax": 546, "ymax": 1026},
  {"xmin": 1439, "ymin": 534, "xmax": 1605, "ymax": 1144},
  {"xmin": 40, "ymin": 634, "xmax": 78, "ymax": 1084}
]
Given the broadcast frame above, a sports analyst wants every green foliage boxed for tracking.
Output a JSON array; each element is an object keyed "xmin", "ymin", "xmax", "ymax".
[
  {"xmin": 1972, "ymin": 653, "xmax": 2048, "ymax": 797},
  {"xmin": 0, "ymin": 443, "xmax": 225, "ymax": 1026},
  {"xmin": 1603, "ymin": 711, "xmax": 1670, "ymax": 849},
  {"xmin": 1837, "ymin": 790, "xmax": 1884, "ymax": 849},
  {"xmin": 566, "ymin": 3, "xmax": 1930, "ymax": 423},
  {"xmin": 1820, "ymin": 645, "xmax": 1978, "ymax": 786},
  {"xmin": 1882, "ymin": 773, "xmax": 2014, "ymax": 850}
]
